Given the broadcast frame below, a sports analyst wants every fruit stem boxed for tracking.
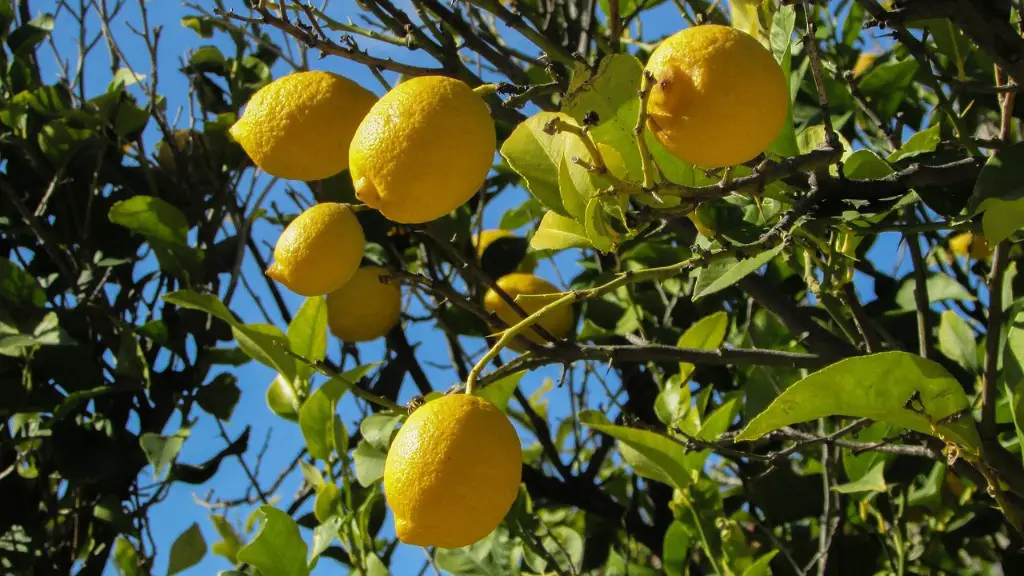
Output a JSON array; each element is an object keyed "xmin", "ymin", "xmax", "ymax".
[
  {"xmin": 472, "ymin": 83, "xmax": 500, "ymax": 96},
  {"xmin": 635, "ymin": 70, "xmax": 659, "ymax": 190}
]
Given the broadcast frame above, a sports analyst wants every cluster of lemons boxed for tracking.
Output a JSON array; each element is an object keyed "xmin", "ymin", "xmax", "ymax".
[{"xmin": 226, "ymin": 24, "xmax": 788, "ymax": 549}]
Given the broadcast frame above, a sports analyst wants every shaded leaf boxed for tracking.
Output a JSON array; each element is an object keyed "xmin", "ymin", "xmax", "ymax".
[
  {"xmin": 693, "ymin": 245, "xmax": 785, "ymax": 300},
  {"xmin": 832, "ymin": 462, "xmax": 887, "ymax": 494},
  {"xmin": 579, "ymin": 410, "xmax": 692, "ymax": 488},
  {"xmin": 354, "ymin": 440, "xmax": 387, "ymax": 486},
  {"xmin": 167, "ymin": 523, "xmax": 206, "ymax": 575},
  {"xmin": 938, "ymin": 310, "xmax": 979, "ymax": 374}
]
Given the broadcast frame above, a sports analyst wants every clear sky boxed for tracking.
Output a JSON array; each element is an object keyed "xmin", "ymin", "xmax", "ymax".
[{"xmin": 33, "ymin": 1, "xmax": 916, "ymax": 574}]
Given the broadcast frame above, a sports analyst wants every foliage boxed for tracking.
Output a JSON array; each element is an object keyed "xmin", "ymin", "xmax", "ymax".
[{"xmin": 2, "ymin": 0, "xmax": 1024, "ymax": 575}]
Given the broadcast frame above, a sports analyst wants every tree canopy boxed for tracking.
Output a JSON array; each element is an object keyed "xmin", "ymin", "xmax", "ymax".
[{"xmin": 2, "ymin": 0, "xmax": 1024, "ymax": 575}]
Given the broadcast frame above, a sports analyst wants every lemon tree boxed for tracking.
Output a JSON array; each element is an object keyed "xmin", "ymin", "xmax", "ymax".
[{"xmin": 7, "ymin": 1, "xmax": 1024, "ymax": 575}]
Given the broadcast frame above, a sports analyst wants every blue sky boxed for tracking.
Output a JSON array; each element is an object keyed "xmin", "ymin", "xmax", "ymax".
[{"xmin": 31, "ymin": 1, "xmax": 923, "ymax": 574}]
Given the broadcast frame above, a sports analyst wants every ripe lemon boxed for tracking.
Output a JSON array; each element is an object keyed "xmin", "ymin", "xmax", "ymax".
[
  {"xmin": 474, "ymin": 229, "xmax": 515, "ymax": 260},
  {"xmin": 384, "ymin": 393, "xmax": 522, "ymax": 548},
  {"xmin": 349, "ymin": 76, "xmax": 496, "ymax": 223},
  {"xmin": 644, "ymin": 25, "xmax": 789, "ymax": 167},
  {"xmin": 266, "ymin": 203, "xmax": 365, "ymax": 296},
  {"xmin": 948, "ymin": 231, "xmax": 990, "ymax": 260},
  {"xmin": 230, "ymin": 71, "xmax": 377, "ymax": 181},
  {"xmin": 483, "ymin": 273, "xmax": 574, "ymax": 352},
  {"xmin": 326, "ymin": 266, "xmax": 402, "ymax": 342}
]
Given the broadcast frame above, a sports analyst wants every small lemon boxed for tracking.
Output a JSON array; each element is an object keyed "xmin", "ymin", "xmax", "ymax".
[
  {"xmin": 266, "ymin": 203, "xmax": 365, "ymax": 296},
  {"xmin": 474, "ymin": 229, "xmax": 515, "ymax": 260},
  {"xmin": 948, "ymin": 231, "xmax": 991, "ymax": 260},
  {"xmin": 483, "ymin": 273, "xmax": 574, "ymax": 352},
  {"xmin": 349, "ymin": 76, "xmax": 496, "ymax": 223},
  {"xmin": 326, "ymin": 266, "xmax": 402, "ymax": 342},
  {"xmin": 645, "ymin": 25, "xmax": 789, "ymax": 167},
  {"xmin": 384, "ymin": 394, "xmax": 521, "ymax": 548},
  {"xmin": 230, "ymin": 71, "xmax": 377, "ymax": 181}
]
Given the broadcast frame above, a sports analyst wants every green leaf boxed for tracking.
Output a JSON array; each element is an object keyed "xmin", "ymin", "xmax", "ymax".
[
  {"xmin": 181, "ymin": 15, "xmax": 215, "ymax": 37},
  {"xmin": 38, "ymin": 120, "xmax": 93, "ymax": 166},
  {"xmin": 209, "ymin": 515, "xmax": 243, "ymax": 564},
  {"xmin": 656, "ymin": 374, "xmax": 692, "ymax": 427},
  {"xmin": 108, "ymin": 67, "xmax": 145, "ymax": 91},
  {"xmin": 888, "ymin": 123, "xmax": 941, "ymax": 163},
  {"xmin": 857, "ymin": 59, "xmax": 919, "ymax": 118},
  {"xmin": 0, "ymin": 258, "xmax": 46, "ymax": 307},
  {"xmin": 139, "ymin": 430, "xmax": 188, "ymax": 480},
  {"xmin": 531, "ymin": 210, "xmax": 591, "ymax": 251},
  {"xmin": 981, "ymin": 197, "xmax": 1024, "ymax": 244},
  {"xmin": 895, "ymin": 273, "xmax": 975, "ymax": 310},
  {"xmin": 740, "ymin": 551, "xmax": 780, "ymax": 576},
  {"xmin": 313, "ymin": 483, "xmax": 341, "ymax": 523},
  {"xmin": 109, "ymin": 196, "xmax": 189, "ymax": 246},
  {"xmin": 353, "ymin": 440, "xmax": 387, "ymax": 487},
  {"xmin": 167, "ymin": 523, "xmax": 207, "ymax": 576},
  {"xmin": 938, "ymin": 311, "xmax": 979, "ymax": 374},
  {"xmin": 562, "ymin": 54, "xmax": 645, "ymax": 182},
  {"xmin": 288, "ymin": 297, "xmax": 328, "ymax": 380},
  {"xmin": 162, "ymin": 289, "xmax": 237, "ymax": 326},
  {"xmin": 968, "ymin": 141, "xmax": 1024, "ymax": 215},
  {"xmin": 677, "ymin": 311, "xmax": 728, "ymax": 380},
  {"xmin": 1006, "ymin": 310, "xmax": 1024, "ymax": 463},
  {"xmin": 197, "ymin": 374, "xmax": 241, "ymax": 421},
  {"xmin": 267, "ymin": 375, "xmax": 300, "ymax": 422},
  {"xmin": 737, "ymin": 352, "xmax": 981, "ymax": 450},
  {"xmin": 114, "ymin": 538, "xmax": 141, "ymax": 576},
  {"xmin": 309, "ymin": 515, "xmax": 342, "ymax": 565},
  {"xmin": 500, "ymin": 112, "xmax": 572, "ymax": 215},
  {"xmin": 500, "ymin": 197, "xmax": 544, "ymax": 230},
  {"xmin": 842, "ymin": 150, "xmax": 893, "ymax": 180},
  {"xmin": 360, "ymin": 413, "xmax": 403, "ymax": 451},
  {"xmin": 832, "ymin": 461, "xmax": 887, "ymax": 494},
  {"xmin": 474, "ymin": 370, "xmax": 524, "ymax": 414},
  {"xmin": 7, "ymin": 13, "xmax": 54, "ymax": 55},
  {"xmin": 579, "ymin": 410, "xmax": 692, "ymax": 488},
  {"xmin": 237, "ymin": 506, "xmax": 309, "ymax": 576},
  {"xmin": 693, "ymin": 245, "xmax": 785, "ymax": 301},
  {"xmin": 234, "ymin": 323, "xmax": 297, "ymax": 381},
  {"xmin": 300, "ymin": 388, "xmax": 336, "ymax": 460},
  {"xmin": 766, "ymin": 5, "xmax": 799, "ymax": 158},
  {"xmin": 662, "ymin": 521, "xmax": 692, "ymax": 576}
]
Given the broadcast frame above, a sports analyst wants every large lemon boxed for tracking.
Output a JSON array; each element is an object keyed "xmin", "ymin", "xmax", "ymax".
[
  {"xmin": 349, "ymin": 76, "xmax": 496, "ymax": 223},
  {"xmin": 326, "ymin": 266, "xmax": 402, "ymax": 342},
  {"xmin": 384, "ymin": 394, "xmax": 522, "ymax": 548},
  {"xmin": 266, "ymin": 203, "xmax": 365, "ymax": 296},
  {"xmin": 645, "ymin": 25, "xmax": 789, "ymax": 167},
  {"xmin": 483, "ymin": 273, "xmax": 574, "ymax": 352},
  {"xmin": 230, "ymin": 71, "xmax": 377, "ymax": 181}
]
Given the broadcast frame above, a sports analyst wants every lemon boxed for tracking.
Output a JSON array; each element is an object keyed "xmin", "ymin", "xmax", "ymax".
[
  {"xmin": 230, "ymin": 71, "xmax": 377, "ymax": 181},
  {"xmin": 384, "ymin": 394, "xmax": 521, "ymax": 548},
  {"xmin": 644, "ymin": 25, "xmax": 789, "ymax": 167},
  {"xmin": 474, "ymin": 229, "xmax": 515, "ymax": 260},
  {"xmin": 266, "ymin": 203, "xmax": 365, "ymax": 296},
  {"xmin": 948, "ymin": 231, "xmax": 990, "ymax": 260},
  {"xmin": 326, "ymin": 266, "xmax": 402, "ymax": 342},
  {"xmin": 483, "ymin": 273, "xmax": 574, "ymax": 352},
  {"xmin": 349, "ymin": 76, "xmax": 496, "ymax": 223}
]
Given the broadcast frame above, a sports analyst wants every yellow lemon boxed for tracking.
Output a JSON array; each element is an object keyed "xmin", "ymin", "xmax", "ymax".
[
  {"xmin": 948, "ymin": 231, "xmax": 991, "ymax": 260},
  {"xmin": 645, "ymin": 25, "xmax": 789, "ymax": 167},
  {"xmin": 474, "ymin": 229, "xmax": 515, "ymax": 260},
  {"xmin": 349, "ymin": 76, "xmax": 496, "ymax": 223},
  {"xmin": 266, "ymin": 203, "xmax": 365, "ymax": 296},
  {"xmin": 483, "ymin": 273, "xmax": 574, "ymax": 352},
  {"xmin": 326, "ymin": 266, "xmax": 402, "ymax": 342},
  {"xmin": 384, "ymin": 393, "xmax": 522, "ymax": 548},
  {"xmin": 230, "ymin": 71, "xmax": 377, "ymax": 181}
]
